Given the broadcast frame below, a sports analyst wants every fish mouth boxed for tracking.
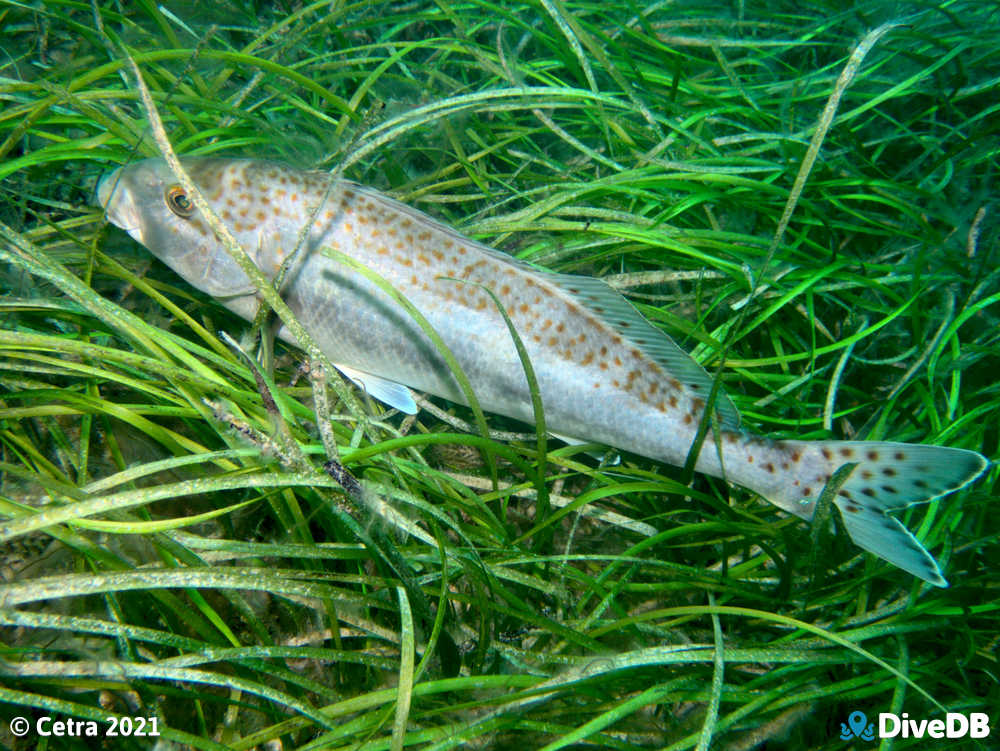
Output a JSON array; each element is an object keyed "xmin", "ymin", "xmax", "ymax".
[
  {"xmin": 94, "ymin": 166, "xmax": 120, "ymax": 211},
  {"xmin": 95, "ymin": 166, "xmax": 139, "ymax": 233}
]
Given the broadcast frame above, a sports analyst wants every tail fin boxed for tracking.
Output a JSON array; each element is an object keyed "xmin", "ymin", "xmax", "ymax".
[{"xmin": 772, "ymin": 441, "xmax": 989, "ymax": 586}]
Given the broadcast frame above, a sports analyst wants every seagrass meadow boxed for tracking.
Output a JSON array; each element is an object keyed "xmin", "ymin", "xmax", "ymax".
[{"xmin": 0, "ymin": 1, "xmax": 998, "ymax": 749}]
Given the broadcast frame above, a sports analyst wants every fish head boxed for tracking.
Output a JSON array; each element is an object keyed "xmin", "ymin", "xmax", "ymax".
[{"xmin": 95, "ymin": 157, "xmax": 282, "ymax": 298}]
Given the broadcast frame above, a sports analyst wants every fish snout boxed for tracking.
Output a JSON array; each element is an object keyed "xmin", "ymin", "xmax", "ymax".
[
  {"xmin": 95, "ymin": 166, "xmax": 140, "ymax": 233},
  {"xmin": 95, "ymin": 166, "xmax": 122, "ymax": 210}
]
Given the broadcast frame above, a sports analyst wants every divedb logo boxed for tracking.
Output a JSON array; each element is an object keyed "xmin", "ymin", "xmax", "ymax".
[{"xmin": 840, "ymin": 710, "xmax": 991, "ymax": 741}]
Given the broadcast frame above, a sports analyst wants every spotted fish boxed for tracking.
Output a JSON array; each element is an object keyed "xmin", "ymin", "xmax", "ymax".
[{"xmin": 96, "ymin": 157, "xmax": 989, "ymax": 586}]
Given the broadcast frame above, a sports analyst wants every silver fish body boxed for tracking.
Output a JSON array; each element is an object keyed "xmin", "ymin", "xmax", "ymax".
[{"xmin": 96, "ymin": 157, "xmax": 988, "ymax": 586}]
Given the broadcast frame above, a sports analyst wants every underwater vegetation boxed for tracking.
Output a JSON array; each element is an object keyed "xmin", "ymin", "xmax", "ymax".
[{"xmin": 1, "ymin": 1, "xmax": 997, "ymax": 748}]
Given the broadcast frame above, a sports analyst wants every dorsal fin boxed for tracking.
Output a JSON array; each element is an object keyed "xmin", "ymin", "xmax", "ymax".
[{"xmin": 544, "ymin": 272, "xmax": 741, "ymax": 430}]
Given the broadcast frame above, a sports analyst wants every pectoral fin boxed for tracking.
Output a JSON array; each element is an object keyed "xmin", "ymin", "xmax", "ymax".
[{"xmin": 335, "ymin": 364, "xmax": 418, "ymax": 414}]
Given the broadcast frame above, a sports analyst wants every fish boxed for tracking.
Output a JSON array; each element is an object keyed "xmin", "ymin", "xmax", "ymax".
[{"xmin": 95, "ymin": 157, "xmax": 989, "ymax": 586}]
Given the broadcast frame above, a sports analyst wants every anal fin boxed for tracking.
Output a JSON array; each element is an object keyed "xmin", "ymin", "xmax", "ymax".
[{"xmin": 550, "ymin": 432, "xmax": 621, "ymax": 465}]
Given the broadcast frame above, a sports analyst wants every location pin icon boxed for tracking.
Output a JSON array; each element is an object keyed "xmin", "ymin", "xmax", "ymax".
[{"xmin": 848, "ymin": 711, "xmax": 868, "ymax": 737}]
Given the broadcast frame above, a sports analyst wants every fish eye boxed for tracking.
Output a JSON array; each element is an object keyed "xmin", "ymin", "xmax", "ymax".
[{"xmin": 164, "ymin": 185, "xmax": 195, "ymax": 218}]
